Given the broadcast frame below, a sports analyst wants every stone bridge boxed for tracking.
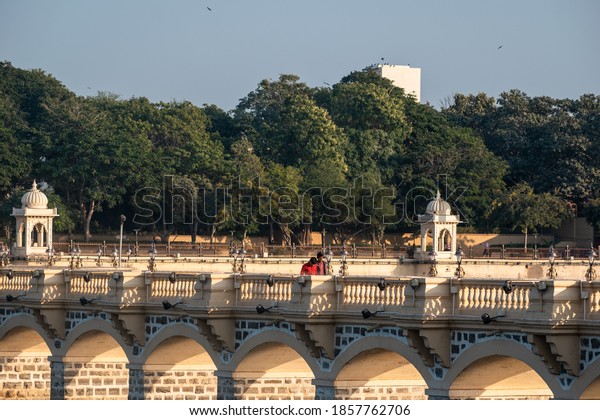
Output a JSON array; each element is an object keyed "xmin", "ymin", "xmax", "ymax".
[{"xmin": 1, "ymin": 256, "xmax": 599, "ymax": 400}]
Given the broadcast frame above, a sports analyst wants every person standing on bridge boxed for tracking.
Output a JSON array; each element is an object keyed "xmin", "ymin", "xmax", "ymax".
[
  {"xmin": 315, "ymin": 251, "xmax": 328, "ymax": 275},
  {"xmin": 301, "ymin": 257, "xmax": 318, "ymax": 275}
]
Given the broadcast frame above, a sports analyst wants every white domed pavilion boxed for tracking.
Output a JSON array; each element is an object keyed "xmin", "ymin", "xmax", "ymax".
[
  {"xmin": 11, "ymin": 180, "xmax": 59, "ymax": 259},
  {"xmin": 417, "ymin": 191, "xmax": 460, "ymax": 260}
]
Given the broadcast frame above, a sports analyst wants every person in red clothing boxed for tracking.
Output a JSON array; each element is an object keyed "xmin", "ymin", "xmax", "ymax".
[{"xmin": 300, "ymin": 257, "xmax": 318, "ymax": 275}]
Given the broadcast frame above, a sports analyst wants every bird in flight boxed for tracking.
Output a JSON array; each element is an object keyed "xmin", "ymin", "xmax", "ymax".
[
  {"xmin": 207, "ymin": 6, "xmax": 212, "ymax": 11},
  {"xmin": 497, "ymin": 45, "xmax": 503, "ymax": 49}
]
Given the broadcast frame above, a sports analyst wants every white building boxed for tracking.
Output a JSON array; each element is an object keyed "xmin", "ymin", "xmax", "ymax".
[{"xmin": 369, "ymin": 64, "xmax": 421, "ymax": 102}]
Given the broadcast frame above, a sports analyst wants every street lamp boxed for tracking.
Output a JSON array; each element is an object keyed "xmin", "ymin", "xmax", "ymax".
[
  {"xmin": 46, "ymin": 246, "xmax": 55, "ymax": 267},
  {"xmin": 325, "ymin": 246, "xmax": 334, "ymax": 275},
  {"xmin": 428, "ymin": 250, "xmax": 438, "ymax": 276},
  {"xmin": 585, "ymin": 244, "xmax": 597, "ymax": 281},
  {"xmin": 119, "ymin": 215, "xmax": 126, "ymax": 268},
  {"xmin": 111, "ymin": 245, "xmax": 118, "ymax": 268},
  {"xmin": 69, "ymin": 244, "xmax": 77, "ymax": 270},
  {"xmin": 75, "ymin": 245, "xmax": 82, "ymax": 268},
  {"xmin": 230, "ymin": 242, "xmax": 238, "ymax": 272},
  {"xmin": 96, "ymin": 245, "xmax": 102, "ymax": 267},
  {"xmin": 454, "ymin": 246, "xmax": 465, "ymax": 278},
  {"xmin": 0, "ymin": 244, "xmax": 9, "ymax": 267},
  {"xmin": 148, "ymin": 242, "xmax": 158, "ymax": 272},
  {"xmin": 238, "ymin": 246, "xmax": 247, "ymax": 274},
  {"xmin": 133, "ymin": 229, "xmax": 140, "ymax": 257},
  {"xmin": 339, "ymin": 243, "xmax": 349, "ymax": 276},
  {"xmin": 547, "ymin": 245, "xmax": 557, "ymax": 279}
]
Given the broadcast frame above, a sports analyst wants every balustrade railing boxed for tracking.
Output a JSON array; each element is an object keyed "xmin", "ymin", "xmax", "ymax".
[{"xmin": 1, "ymin": 269, "xmax": 599, "ymax": 324}]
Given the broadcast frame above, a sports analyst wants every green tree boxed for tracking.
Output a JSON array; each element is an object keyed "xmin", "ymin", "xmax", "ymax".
[{"xmin": 488, "ymin": 183, "xmax": 573, "ymax": 249}]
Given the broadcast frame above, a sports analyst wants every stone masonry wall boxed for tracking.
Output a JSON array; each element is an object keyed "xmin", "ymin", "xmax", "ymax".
[
  {"xmin": 234, "ymin": 377, "xmax": 315, "ymax": 400},
  {"xmin": 334, "ymin": 383, "xmax": 427, "ymax": 400},
  {"xmin": 63, "ymin": 362, "xmax": 129, "ymax": 400},
  {"xmin": 144, "ymin": 369, "xmax": 217, "ymax": 400},
  {"xmin": 0, "ymin": 356, "xmax": 50, "ymax": 399}
]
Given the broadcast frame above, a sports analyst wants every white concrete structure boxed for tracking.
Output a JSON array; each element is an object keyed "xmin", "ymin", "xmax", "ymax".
[
  {"xmin": 417, "ymin": 191, "xmax": 460, "ymax": 260},
  {"xmin": 11, "ymin": 180, "xmax": 58, "ymax": 259},
  {"xmin": 370, "ymin": 64, "xmax": 421, "ymax": 102}
]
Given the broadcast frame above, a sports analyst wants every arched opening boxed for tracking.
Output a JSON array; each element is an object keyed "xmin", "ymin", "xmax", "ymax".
[
  {"xmin": 423, "ymin": 229, "xmax": 433, "ymax": 252},
  {"xmin": 144, "ymin": 336, "xmax": 217, "ymax": 400},
  {"xmin": 334, "ymin": 348, "xmax": 427, "ymax": 400},
  {"xmin": 438, "ymin": 229, "xmax": 451, "ymax": 252},
  {"xmin": 63, "ymin": 331, "xmax": 128, "ymax": 400},
  {"xmin": 0, "ymin": 327, "xmax": 52, "ymax": 399},
  {"xmin": 234, "ymin": 342, "xmax": 314, "ymax": 400},
  {"xmin": 31, "ymin": 223, "xmax": 45, "ymax": 247},
  {"xmin": 580, "ymin": 377, "xmax": 600, "ymax": 399},
  {"xmin": 450, "ymin": 355, "xmax": 552, "ymax": 400}
]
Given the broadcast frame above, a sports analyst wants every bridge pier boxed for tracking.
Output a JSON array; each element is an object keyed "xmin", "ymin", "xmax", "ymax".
[
  {"xmin": 313, "ymin": 379, "xmax": 336, "ymax": 400},
  {"xmin": 127, "ymin": 363, "xmax": 145, "ymax": 400},
  {"xmin": 49, "ymin": 356, "xmax": 64, "ymax": 400},
  {"xmin": 216, "ymin": 371, "xmax": 235, "ymax": 400},
  {"xmin": 425, "ymin": 387, "xmax": 450, "ymax": 400}
]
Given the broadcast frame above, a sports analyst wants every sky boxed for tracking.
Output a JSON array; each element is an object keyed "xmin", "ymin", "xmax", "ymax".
[{"xmin": 0, "ymin": 0, "xmax": 599, "ymax": 111}]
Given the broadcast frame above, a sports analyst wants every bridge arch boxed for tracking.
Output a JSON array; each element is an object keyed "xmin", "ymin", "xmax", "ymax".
[
  {"xmin": 446, "ymin": 339, "xmax": 558, "ymax": 399},
  {"xmin": 0, "ymin": 314, "xmax": 55, "ymax": 352},
  {"xmin": 571, "ymin": 358, "xmax": 600, "ymax": 399},
  {"xmin": 0, "ymin": 316, "xmax": 53, "ymax": 399},
  {"xmin": 330, "ymin": 336, "xmax": 432, "ymax": 400},
  {"xmin": 141, "ymin": 324, "xmax": 221, "ymax": 400},
  {"xmin": 229, "ymin": 330, "xmax": 319, "ymax": 399},
  {"xmin": 61, "ymin": 319, "xmax": 131, "ymax": 400}
]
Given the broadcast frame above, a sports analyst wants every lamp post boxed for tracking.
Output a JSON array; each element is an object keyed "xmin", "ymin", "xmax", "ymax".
[
  {"xmin": 238, "ymin": 246, "xmax": 247, "ymax": 274},
  {"xmin": 133, "ymin": 229, "xmax": 140, "ymax": 257},
  {"xmin": 119, "ymin": 215, "xmax": 126, "ymax": 268},
  {"xmin": 547, "ymin": 245, "xmax": 557, "ymax": 279},
  {"xmin": 585, "ymin": 244, "xmax": 597, "ymax": 281},
  {"xmin": 454, "ymin": 246, "xmax": 465, "ymax": 278},
  {"xmin": 96, "ymin": 245, "xmax": 102, "ymax": 267},
  {"xmin": 340, "ymin": 243, "xmax": 349, "ymax": 276},
  {"xmin": 230, "ymin": 242, "xmax": 238, "ymax": 273},
  {"xmin": 69, "ymin": 243, "xmax": 76, "ymax": 270},
  {"xmin": 75, "ymin": 245, "xmax": 82, "ymax": 268},
  {"xmin": 148, "ymin": 242, "xmax": 157, "ymax": 272},
  {"xmin": 325, "ymin": 246, "xmax": 334, "ymax": 275},
  {"xmin": 46, "ymin": 246, "xmax": 55, "ymax": 267},
  {"xmin": 0, "ymin": 244, "xmax": 9, "ymax": 267},
  {"xmin": 428, "ymin": 250, "xmax": 438, "ymax": 276},
  {"xmin": 111, "ymin": 245, "xmax": 118, "ymax": 268}
]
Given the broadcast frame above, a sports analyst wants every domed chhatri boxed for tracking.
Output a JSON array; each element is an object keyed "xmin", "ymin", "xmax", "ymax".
[
  {"xmin": 426, "ymin": 190, "xmax": 452, "ymax": 216},
  {"xmin": 11, "ymin": 180, "xmax": 58, "ymax": 259},
  {"xmin": 417, "ymin": 190, "xmax": 460, "ymax": 261},
  {"xmin": 21, "ymin": 180, "xmax": 49, "ymax": 209}
]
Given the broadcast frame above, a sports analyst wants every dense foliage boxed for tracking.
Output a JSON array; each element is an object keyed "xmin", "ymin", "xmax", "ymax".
[{"xmin": 1, "ymin": 61, "xmax": 597, "ymax": 243}]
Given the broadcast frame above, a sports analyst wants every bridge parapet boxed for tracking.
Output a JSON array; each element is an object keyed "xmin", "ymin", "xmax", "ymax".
[{"xmin": 2, "ymin": 268, "xmax": 600, "ymax": 325}]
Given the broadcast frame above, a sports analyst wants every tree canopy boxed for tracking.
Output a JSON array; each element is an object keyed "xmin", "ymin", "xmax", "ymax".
[{"xmin": 0, "ymin": 61, "xmax": 594, "ymax": 244}]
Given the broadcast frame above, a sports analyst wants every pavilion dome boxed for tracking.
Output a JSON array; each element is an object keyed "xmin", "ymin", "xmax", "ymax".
[
  {"xmin": 426, "ymin": 191, "xmax": 452, "ymax": 215},
  {"xmin": 21, "ymin": 180, "xmax": 48, "ymax": 209}
]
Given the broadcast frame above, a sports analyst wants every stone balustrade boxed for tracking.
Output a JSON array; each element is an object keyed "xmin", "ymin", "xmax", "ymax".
[{"xmin": 1, "ymin": 259, "xmax": 600, "ymax": 400}]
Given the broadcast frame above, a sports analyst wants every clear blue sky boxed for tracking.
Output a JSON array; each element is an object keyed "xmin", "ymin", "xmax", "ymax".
[{"xmin": 1, "ymin": 0, "xmax": 598, "ymax": 111}]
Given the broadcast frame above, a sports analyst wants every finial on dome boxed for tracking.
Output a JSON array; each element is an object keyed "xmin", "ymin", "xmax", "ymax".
[
  {"xmin": 436, "ymin": 190, "xmax": 441, "ymax": 200},
  {"xmin": 32, "ymin": 179, "xmax": 38, "ymax": 191}
]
